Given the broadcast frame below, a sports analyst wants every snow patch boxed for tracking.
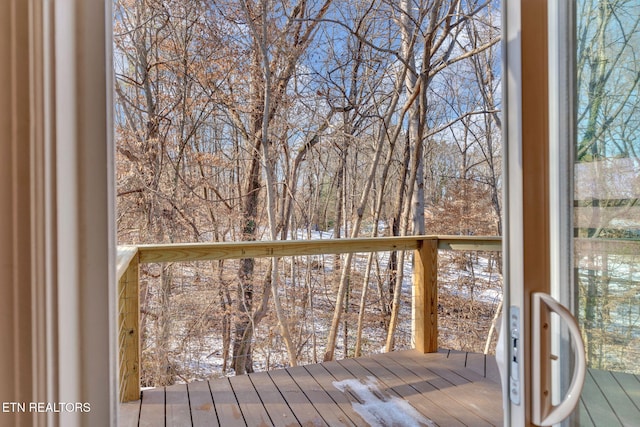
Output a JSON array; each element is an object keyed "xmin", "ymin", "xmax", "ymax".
[{"xmin": 333, "ymin": 376, "xmax": 435, "ymax": 427}]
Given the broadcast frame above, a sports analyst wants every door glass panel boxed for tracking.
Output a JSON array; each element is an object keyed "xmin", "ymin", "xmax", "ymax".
[{"xmin": 574, "ymin": 0, "xmax": 640, "ymax": 424}]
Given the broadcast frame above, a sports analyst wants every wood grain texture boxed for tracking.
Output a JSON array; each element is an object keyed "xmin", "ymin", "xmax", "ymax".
[
  {"xmin": 165, "ymin": 383, "xmax": 192, "ymax": 427},
  {"xmin": 116, "ymin": 246, "xmax": 139, "ymax": 281},
  {"xmin": 130, "ymin": 350, "xmax": 506, "ymax": 426},
  {"xmin": 357, "ymin": 354, "xmax": 466, "ymax": 427},
  {"xmin": 284, "ymin": 365, "xmax": 356, "ymax": 426},
  {"xmin": 188, "ymin": 380, "xmax": 219, "ymax": 427},
  {"xmin": 302, "ymin": 363, "xmax": 367, "ymax": 426},
  {"xmin": 208, "ymin": 377, "xmax": 245, "ymax": 426},
  {"xmin": 228, "ymin": 374, "xmax": 273, "ymax": 426},
  {"xmin": 413, "ymin": 239, "xmax": 438, "ymax": 353},
  {"xmin": 401, "ymin": 351, "xmax": 502, "ymax": 426},
  {"xmin": 138, "ymin": 388, "xmax": 165, "ymax": 427},
  {"xmin": 137, "ymin": 236, "xmax": 423, "ymax": 263},
  {"xmin": 247, "ymin": 371, "xmax": 299, "ymax": 426},
  {"xmin": 117, "ymin": 236, "xmax": 501, "ymax": 407},
  {"xmin": 118, "ymin": 255, "xmax": 140, "ymax": 402},
  {"xmin": 378, "ymin": 352, "xmax": 494, "ymax": 427},
  {"xmin": 134, "ymin": 236, "xmax": 501, "ymax": 264},
  {"xmin": 118, "ymin": 401, "xmax": 140, "ymax": 427}
]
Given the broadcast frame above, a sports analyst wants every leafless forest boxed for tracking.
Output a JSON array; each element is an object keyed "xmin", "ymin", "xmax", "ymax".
[{"xmin": 113, "ymin": 0, "xmax": 503, "ymax": 386}]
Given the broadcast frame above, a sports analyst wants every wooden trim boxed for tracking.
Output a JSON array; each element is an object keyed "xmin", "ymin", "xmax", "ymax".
[
  {"xmin": 413, "ymin": 239, "xmax": 439, "ymax": 353},
  {"xmin": 521, "ymin": 0, "xmax": 550, "ymax": 424},
  {"xmin": 117, "ymin": 246, "xmax": 139, "ymax": 282},
  {"xmin": 0, "ymin": 1, "xmax": 33, "ymax": 422},
  {"xmin": 137, "ymin": 236, "xmax": 423, "ymax": 263},
  {"xmin": 118, "ymin": 235, "xmax": 501, "ymax": 399},
  {"xmin": 118, "ymin": 253, "xmax": 140, "ymax": 402},
  {"xmin": 437, "ymin": 237, "xmax": 502, "ymax": 252},
  {"xmin": 136, "ymin": 236, "xmax": 501, "ymax": 264}
]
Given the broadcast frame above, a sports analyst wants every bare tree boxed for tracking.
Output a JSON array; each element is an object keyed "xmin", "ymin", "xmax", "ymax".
[
  {"xmin": 114, "ymin": 0, "xmax": 228, "ymax": 384},
  {"xmin": 575, "ymin": 0, "xmax": 640, "ymax": 369},
  {"xmin": 221, "ymin": 0, "xmax": 334, "ymax": 373},
  {"xmin": 384, "ymin": 0, "xmax": 499, "ymax": 352},
  {"xmin": 113, "ymin": 0, "xmax": 507, "ymax": 381}
]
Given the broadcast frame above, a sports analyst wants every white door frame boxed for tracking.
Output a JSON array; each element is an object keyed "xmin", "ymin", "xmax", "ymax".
[{"xmin": 502, "ymin": 0, "xmax": 526, "ymax": 424}]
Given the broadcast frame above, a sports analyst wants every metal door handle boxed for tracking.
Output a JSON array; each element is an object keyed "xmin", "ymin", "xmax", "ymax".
[{"xmin": 532, "ymin": 292, "xmax": 586, "ymax": 426}]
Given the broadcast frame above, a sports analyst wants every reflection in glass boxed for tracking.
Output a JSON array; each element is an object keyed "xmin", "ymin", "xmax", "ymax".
[{"xmin": 575, "ymin": 0, "xmax": 640, "ymax": 374}]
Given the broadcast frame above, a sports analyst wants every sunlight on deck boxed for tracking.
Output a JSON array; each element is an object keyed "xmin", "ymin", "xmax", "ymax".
[{"xmin": 120, "ymin": 349, "xmax": 503, "ymax": 427}]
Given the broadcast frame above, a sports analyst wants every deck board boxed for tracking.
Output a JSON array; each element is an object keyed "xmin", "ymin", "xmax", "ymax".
[
  {"xmin": 612, "ymin": 371, "xmax": 640, "ymax": 410},
  {"xmin": 209, "ymin": 376, "xmax": 245, "ymax": 426},
  {"xmin": 303, "ymin": 362, "xmax": 368, "ymax": 425},
  {"xmin": 588, "ymin": 369, "xmax": 638, "ymax": 426},
  {"xmin": 138, "ymin": 387, "xmax": 165, "ymax": 427},
  {"xmin": 122, "ymin": 350, "xmax": 640, "ymax": 426},
  {"xmin": 228, "ymin": 373, "xmax": 273, "ymax": 426},
  {"xmin": 445, "ymin": 349, "xmax": 500, "ymax": 382},
  {"xmin": 118, "ymin": 401, "xmax": 140, "ymax": 427},
  {"xmin": 332, "ymin": 357, "xmax": 440, "ymax": 426},
  {"xmin": 577, "ymin": 368, "xmax": 640, "ymax": 427},
  {"xmin": 165, "ymin": 383, "xmax": 191, "ymax": 426},
  {"xmin": 355, "ymin": 354, "xmax": 466, "ymax": 426},
  {"xmin": 369, "ymin": 353, "xmax": 465, "ymax": 424},
  {"xmin": 402, "ymin": 351, "xmax": 502, "ymax": 426},
  {"xmin": 188, "ymin": 380, "xmax": 219, "ymax": 427},
  {"xmin": 267, "ymin": 368, "xmax": 328, "ymax": 426},
  {"xmin": 578, "ymin": 396, "xmax": 597, "ymax": 427},
  {"xmin": 248, "ymin": 370, "xmax": 300, "ymax": 426},
  {"xmin": 580, "ymin": 370, "xmax": 623, "ymax": 426},
  {"xmin": 285, "ymin": 365, "xmax": 356, "ymax": 426},
  {"xmin": 125, "ymin": 349, "xmax": 504, "ymax": 427},
  {"xmin": 382, "ymin": 352, "xmax": 496, "ymax": 427}
]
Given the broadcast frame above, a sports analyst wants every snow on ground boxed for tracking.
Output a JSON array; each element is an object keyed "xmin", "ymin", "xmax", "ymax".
[
  {"xmin": 333, "ymin": 376, "xmax": 435, "ymax": 427},
  {"xmin": 140, "ymin": 231, "xmax": 505, "ymax": 384}
]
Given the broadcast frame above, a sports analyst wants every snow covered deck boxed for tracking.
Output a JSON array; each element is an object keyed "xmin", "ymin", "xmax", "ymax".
[{"xmin": 119, "ymin": 349, "xmax": 503, "ymax": 427}]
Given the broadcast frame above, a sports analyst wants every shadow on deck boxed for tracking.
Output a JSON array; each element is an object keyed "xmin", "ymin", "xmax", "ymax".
[{"xmin": 119, "ymin": 349, "xmax": 503, "ymax": 427}]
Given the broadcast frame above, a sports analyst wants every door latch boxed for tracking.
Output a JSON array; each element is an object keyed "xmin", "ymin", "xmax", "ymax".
[{"xmin": 510, "ymin": 306, "xmax": 521, "ymax": 405}]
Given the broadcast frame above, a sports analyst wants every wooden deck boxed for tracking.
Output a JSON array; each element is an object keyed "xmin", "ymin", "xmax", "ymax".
[
  {"xmin": 119, "ymin": 349, "xmax": 503, "ymax": 426},
  {"xmin": 579, "ymin": 368, "xmax": 640, "ymax": 427}
]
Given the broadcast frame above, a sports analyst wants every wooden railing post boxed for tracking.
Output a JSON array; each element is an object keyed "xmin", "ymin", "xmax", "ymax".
[
  {"xmin": 413, "ymin": 238, "xmax": 438, "ymax": 353},
  {"xmin": 117, "ymin": 248, "xmax": 140, "ymax": 402}
]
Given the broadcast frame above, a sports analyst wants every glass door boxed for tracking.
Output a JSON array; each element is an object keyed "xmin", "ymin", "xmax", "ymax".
[
  {"xmin": 504, "ymin": 1, "xmax": 640, "ymax": 426},
  {"xmin": 570, "ymin": 0, "xmax": 640, "ymax": 425},
  {"xmin": 547, "ymin": 0, "xmax": 640, "ymax": 425}
]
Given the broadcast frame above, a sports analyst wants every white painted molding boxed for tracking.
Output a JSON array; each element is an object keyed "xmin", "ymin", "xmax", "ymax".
[
  {"xmin": 54, "ymin": 0, "xmax": 115, "ymax": 425},
  {"xmin": 503, "ymin": 0, "xmax": 525, "ymax": 425}
]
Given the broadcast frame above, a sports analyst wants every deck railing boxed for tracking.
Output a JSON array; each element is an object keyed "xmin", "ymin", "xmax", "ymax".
[{"xmin": 116, "ymin": 235, "xmax": 502, "ymax": 402}]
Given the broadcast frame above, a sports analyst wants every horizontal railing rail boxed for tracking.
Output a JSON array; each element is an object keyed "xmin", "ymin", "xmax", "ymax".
[
  {"xmin": 116, "ymin": 245, "xmax": 138, "ymax": 281},
  {"xmin": 116, "ymin": 235, "xmax": 502, "ymax": 402},
  {"xmin": 134, "ymin": 235, "xmax": 501, "ymax": 263}
]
